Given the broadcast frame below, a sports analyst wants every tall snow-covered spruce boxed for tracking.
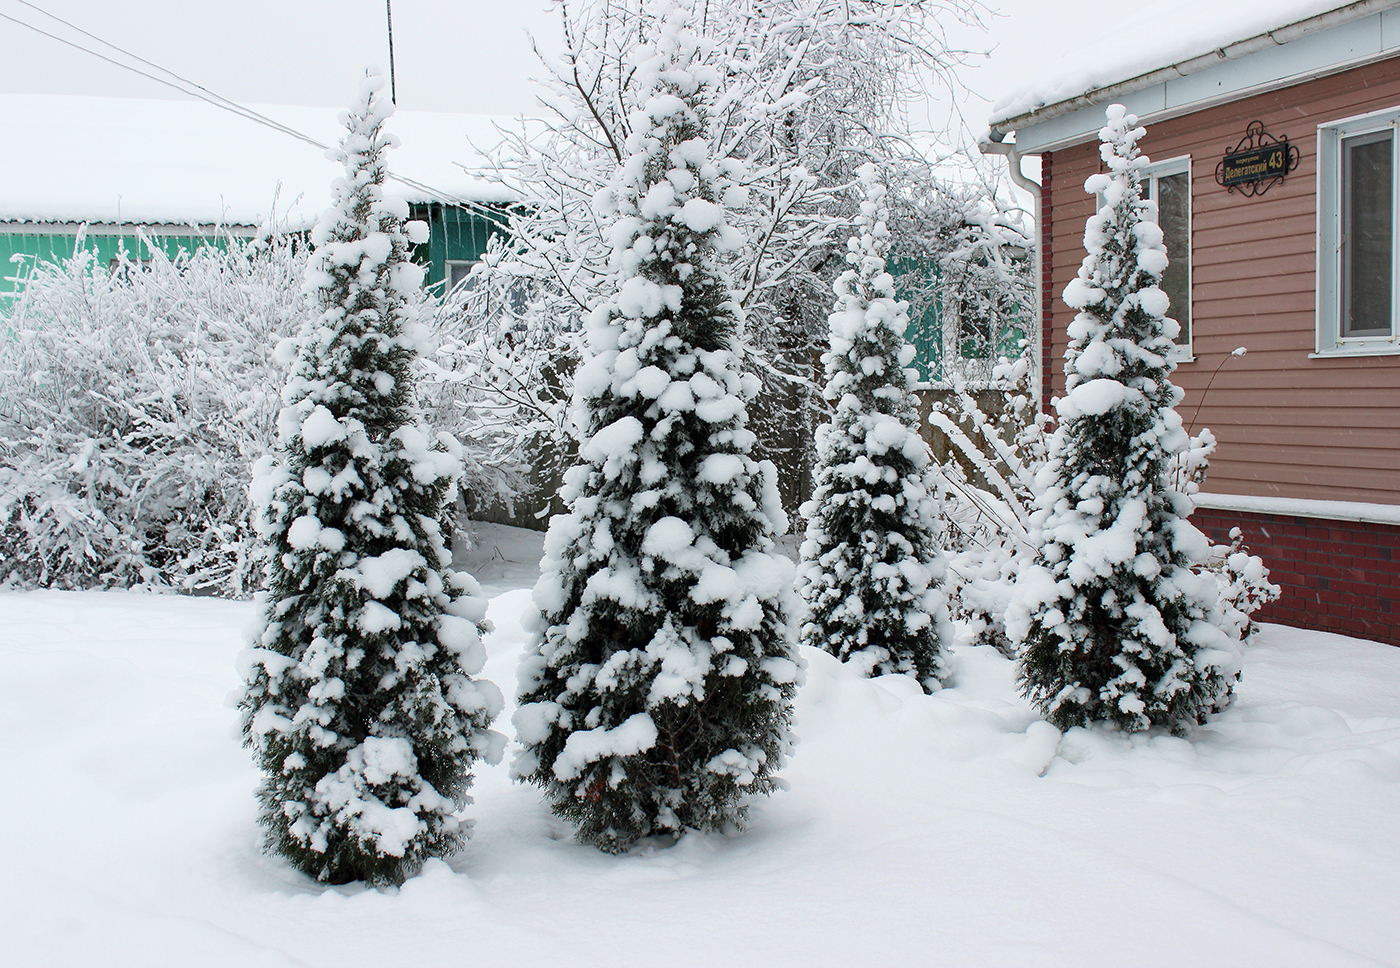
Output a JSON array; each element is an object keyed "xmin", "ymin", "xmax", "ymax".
[
  {"xmin": 1010, "ymin": 106, "xmax": 1240, "ymax": 734},
  {"xmin": 512, "ymin": 11, "xmax": 800, "ymax": 854},
  {"xmin": 797, "ymin": 167, "xmax": 951, "ymax": 690},
  {"xmin": 238, "ymin": 72, "xmax": 503, "ymax": 886}
]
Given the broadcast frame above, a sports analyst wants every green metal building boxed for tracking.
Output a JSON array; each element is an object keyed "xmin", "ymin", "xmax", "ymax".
[{"xmin": 1, "ymin": 93, "xmax": 520, "ymax": 302}]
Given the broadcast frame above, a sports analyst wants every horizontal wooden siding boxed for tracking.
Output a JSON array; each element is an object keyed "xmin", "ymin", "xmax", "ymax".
[{"xmin": 1044, "ymin": 58, "xmax": 1400, "ymax": 507}]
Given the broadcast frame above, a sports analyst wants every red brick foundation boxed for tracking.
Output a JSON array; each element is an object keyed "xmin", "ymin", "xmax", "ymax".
[{"xmin": 1191, "ymin": 508, "xmax": 1399, "ymax": 647}]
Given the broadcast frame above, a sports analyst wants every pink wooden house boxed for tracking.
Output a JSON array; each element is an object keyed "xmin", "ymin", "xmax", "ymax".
[{"xmin": 985, "ymin": 0, "xmax": 1400, "ymax": 645}]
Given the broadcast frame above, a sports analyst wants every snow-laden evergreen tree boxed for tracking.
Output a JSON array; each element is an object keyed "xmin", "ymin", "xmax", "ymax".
[
  {"xmin": 512, "ymin": 8, "xmax": 800, "ymax": 854},
  {"xmin": 1009, "ymin": 105, "xmax": 1240, "ymax": 735},
  {"xmin": 239, "ymin": 72, "xmax": 504, "ymax": 886},
  {"xmin": 797, "ymin": 166, "xmax": 951, "ymax": 691}
]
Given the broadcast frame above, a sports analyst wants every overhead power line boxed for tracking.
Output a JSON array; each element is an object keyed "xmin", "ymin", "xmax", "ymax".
[{"xmin": 1, "ymin": 0, "xmax": 505, "ymax": 216}]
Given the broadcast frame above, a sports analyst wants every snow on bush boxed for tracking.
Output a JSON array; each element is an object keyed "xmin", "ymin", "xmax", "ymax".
[
  {"xmin": 0, "ymin": 228, "xmax": 527, "ymax": 598},
  {"xmin": 797, "ymin": 166, "xmax": 950, "ymax": 691},
  {"xmin": 470, "ymin": 0, "xmax": 1005, "ymax": 519},
  {"xmin": 0, "ymin": 230, "xmax": 306, "ymax": 595},
  {"xmin": 512, "ymin": 8, "xmax": 799, "ymax": 854},
  {"xmin": 1168, "ymin": 425, "xmax": 1281, "ymax": 644},
  {"xmin": 936, "ymin": 352, "xmax": 1275, "ymax": 660},
  {"xmin": 931, "ymin": 352, "xmax": 1052, "ymax": 656},
  {"xmin": 238, "ymin": 71, "xmax": 503, "ymax": 886},
  {"xmin": 1009, "ymin": 105, "xmax": 1242, "ymax": 735}
]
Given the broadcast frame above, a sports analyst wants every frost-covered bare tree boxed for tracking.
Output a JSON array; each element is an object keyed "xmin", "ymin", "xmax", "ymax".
[{"xmin": 466, "ymin": 0, "xmax": 997, "ymax": 515}]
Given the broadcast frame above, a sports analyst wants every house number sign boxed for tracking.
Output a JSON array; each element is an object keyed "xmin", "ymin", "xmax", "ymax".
[{"xmin": 1215, "ymin": 120, "xmax": 1300, "ymax": 196}]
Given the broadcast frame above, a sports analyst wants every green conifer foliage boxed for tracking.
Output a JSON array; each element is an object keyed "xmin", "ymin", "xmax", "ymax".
[
  {"xmin": 512, "ymin": 11, "xmax": 799, "ymax": 854},
  {"xmin": 1011, "ymin": 106, "xmax": 1240, "ymax": 734},
  {"xmin": 239, "ymin": 72, "xmax": 503, "ymax": 885},
  {"xmin": 797, "ymin": 166, "xmax": 951, "ymax": 691}
]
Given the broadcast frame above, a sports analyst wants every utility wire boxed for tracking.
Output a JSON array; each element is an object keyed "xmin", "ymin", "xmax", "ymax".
[{"xmin": 2, "ymin": 1, "xmax": 506, "ymax": 216}]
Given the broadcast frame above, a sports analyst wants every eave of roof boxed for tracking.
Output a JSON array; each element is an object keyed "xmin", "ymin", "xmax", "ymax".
[{"xmin": 987, "ymin": 0, "xmax": 1400, "ymax": 142}]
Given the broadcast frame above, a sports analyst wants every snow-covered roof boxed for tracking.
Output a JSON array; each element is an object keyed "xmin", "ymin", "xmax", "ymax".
[
  {"xmin": 0, "ymin": 94, "xmax": 521, "ymax": 229},
  {"xmin": 988, "ymin": 0, "xmax": 1400, "ymax": 137}
]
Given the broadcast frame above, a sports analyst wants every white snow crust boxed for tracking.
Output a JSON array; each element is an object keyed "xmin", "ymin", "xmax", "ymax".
[
  {"xmin": 990, "ymin": 1, "xmax": 1369, "ymax": 127},
  {"xmin": 4, "ymin": 525, "xmax": 1398, "ymax": 966},
  {"xmin": 0, "ymin": 93, "xmax": 518, "ymax": 228}
]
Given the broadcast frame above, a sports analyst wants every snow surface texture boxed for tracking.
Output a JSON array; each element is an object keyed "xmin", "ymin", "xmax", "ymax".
[
  {"xmin": 4, "ymin": 547, "xmax": 1400, "ymax": 966},
  {"xmin": 798, "ymin": 165, "xmax": 951, "ymax": 690},
  {"xmin": 1010, "ymin": 106, "xmax": 1239, "ymax": 734},
  {"xmin": 989, "ymin": 0, "xmax": 1359, "ymax": 126},
  {"xmin": 513, "ymin": 6, "xmax": 799, "ymax": 854},
  {"xmin": 239, "ymin": 71, "xmax": 502, "ymax": 886}
]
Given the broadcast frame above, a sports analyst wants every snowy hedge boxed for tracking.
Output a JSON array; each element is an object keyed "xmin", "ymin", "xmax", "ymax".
[
  {"xmin": 0, "ymin": 235, "xmax": 304, "ymax": 595},
  {"xmin": 0, "ymin": 230, "xmax": 532, "ymax": 596}
]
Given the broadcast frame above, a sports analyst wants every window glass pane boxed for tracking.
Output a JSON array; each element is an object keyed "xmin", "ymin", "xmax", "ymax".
[
  {"xmin": 1156, "ymin": 171, "xmax": 1191, "ymax": 348},
  {"xmin": 447, "ymin": 261, "xmax": 475, "ymax": 290},
  {"xmin": 1341, "ymin": 131, "xmax": 1393, "ymax": 337}
]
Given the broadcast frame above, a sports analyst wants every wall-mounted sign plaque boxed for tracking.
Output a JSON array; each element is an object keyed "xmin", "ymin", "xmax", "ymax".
[{"xmin": 1214, "ymin": 120, "xmax": 1299, "ymax": 197}]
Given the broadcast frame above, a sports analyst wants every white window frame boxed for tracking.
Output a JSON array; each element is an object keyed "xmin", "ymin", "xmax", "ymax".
[
  {"xmin": 1141, "ymin": 155, "xmax": 1193, "ymax": 362},
  {"xmin": 1316, "ymin": 107, "xmax": 1400, "ymax": 357},
  {"xmin": 1094, "ymin": 156, "xmax": 1193, "ymax": 361},
  {"xmin": 445, "ymin": 259, "xmax": 476, "ymax": 291}
]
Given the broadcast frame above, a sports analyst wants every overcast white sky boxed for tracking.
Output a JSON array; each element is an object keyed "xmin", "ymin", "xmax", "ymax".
[{"xmin": 0, "ymin": 0, "xmax": 1121, "ymax": 128}]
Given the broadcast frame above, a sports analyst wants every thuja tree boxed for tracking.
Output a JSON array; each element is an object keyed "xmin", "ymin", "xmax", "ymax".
[
  {"xmin": 797, "ymin": 166, "xmax": 951, "ymax": 691},
  {"xmin": 239, "ymin": 72, "xmax": 503, "ymax": 885},
  {"xmin": 1010, "ymin": 105, "xmax": 1239, "ymax": 734},
  {"xmin": 513, "ymin": 10, "xmax": 800, "ymax": 854}
]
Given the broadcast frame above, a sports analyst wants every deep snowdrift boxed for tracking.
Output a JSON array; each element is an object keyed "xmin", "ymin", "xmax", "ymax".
[{"xmin": 2, "ymin": 524, "xmax": 1397, "ymax": 967}]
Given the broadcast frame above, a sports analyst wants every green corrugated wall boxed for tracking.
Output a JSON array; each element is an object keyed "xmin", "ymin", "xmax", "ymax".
[{"xmin": 1, "ymin": 230, "xmax": 217, "ymax": 298}]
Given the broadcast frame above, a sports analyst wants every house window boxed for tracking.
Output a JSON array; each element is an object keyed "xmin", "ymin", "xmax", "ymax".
[
  {"xmin": 1317, "ymin": 109, "xmax": 1400, "ymax": 355},
  {"xmin": 1140, "ymin": 157, "xmax": 1192, "ymax": 359},
  {"xmin": 446, "ymin": 259, "xmax": 476, "ymax": 291}
]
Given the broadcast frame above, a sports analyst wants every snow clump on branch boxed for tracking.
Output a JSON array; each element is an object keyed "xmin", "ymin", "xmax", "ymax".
[
  {"xmin": 239, "ymin": 70, "xmax": 503, "ymax": 887},
  {"xmin": 512, "ymin": 7, "xmax": 800, "ymax": 854},
  {"xmin": 1010, "ymin": 105, "xmax": 1242, "ymax": 735}
]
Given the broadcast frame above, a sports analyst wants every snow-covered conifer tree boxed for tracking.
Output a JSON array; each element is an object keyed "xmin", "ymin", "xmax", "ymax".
[
  {"xmin": 239, "ymin": 72, "xmax": 503, "ymax": 885},
  {"xmin": 513, "ymin": 8, "xmax": 799, "ymax": 854},
  {"xmin": 797, "ymin": 167, "xmax": 951, "ymax": 690},
  {"xmin": 1010, "ymin": 106, "xmax": 1239, "ymax": 734}
]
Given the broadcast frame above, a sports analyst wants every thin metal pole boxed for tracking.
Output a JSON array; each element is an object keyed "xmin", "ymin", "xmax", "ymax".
[{"xmin": 386, "ymin": 0, "xmax": 397, "ymax": 103}]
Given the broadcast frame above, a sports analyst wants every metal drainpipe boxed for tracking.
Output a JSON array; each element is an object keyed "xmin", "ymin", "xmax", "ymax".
[{"xmin": 981, "ymin": 139, "xmax": 1044, "ymax": 408}]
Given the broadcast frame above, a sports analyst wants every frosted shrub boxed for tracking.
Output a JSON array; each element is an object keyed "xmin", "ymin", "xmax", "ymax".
[
  {"xmin": 1168, "ymin": 420, "xmax": 1279, "ymax": 643},
  {"xmin": 238, "ymin": 73, "xmax": 503, "ymax": 886},
  {"xmin": 0, "ymin": 228, "xmax": 528, "ymax": 595},
  {"xmin": 931, "ymin": 352, "xmax": 1051, "ymax": 655},
  {"xmin": 513, "ymin": 10, "xmax": 799, "ymax": 854},
  {"xmin": 417, "ymin": 254, "xmax": 568, "ymax": 518},
  {"xmin": 798, "ymin": 166, "xmax": 951, "ymax": 690},
  {"xmin": 1010, "ymin": 106, "xmax": 1242, "ymax": 735},
  {"xmin": 0, "ymin": 232, "xmax": 306, "ymax": 595}
]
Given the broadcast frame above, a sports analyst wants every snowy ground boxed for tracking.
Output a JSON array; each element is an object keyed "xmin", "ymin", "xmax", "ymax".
[{"xmin": 3, "ymin": 523, "xmax": 1399, "ymax": 967}]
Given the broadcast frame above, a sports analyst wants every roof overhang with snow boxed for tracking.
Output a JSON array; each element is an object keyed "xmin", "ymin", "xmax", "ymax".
[
  {"xmin": 0, "ymin": 94, "xmax": 523, "ymax": 230},
  {"xmin": 986, "ymin": 0, "xmax": 1400, "ymax": 154}
]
